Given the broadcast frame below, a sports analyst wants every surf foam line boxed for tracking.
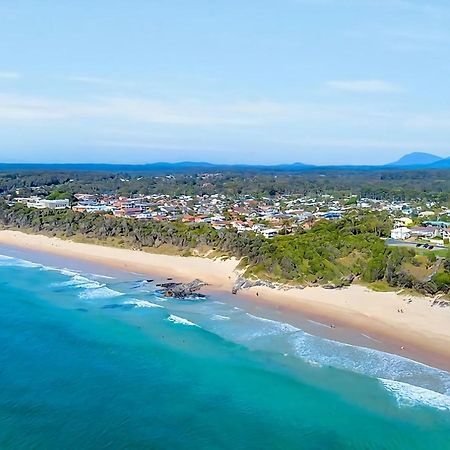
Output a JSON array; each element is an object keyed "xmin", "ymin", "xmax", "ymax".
[
  {"xmin": 79, "ymin": 286, "xmax": 124, "ymax": 300},
  {"xmin": 123, "ymin": 300, "xmax": 163, "ymax": 309},
  {"xmin": 211, "ymin": 314, "xmax": 230, "ymax": 321},
  {"xmin": 244, "ymin": 312, "xmax": 301, "ymax": 336},
  {"xmin": 48, "ymin": 271, "xmax": 124, "ymax": 300},
  {"xmin": 210, "ymin": 310, "xmax": 450, "ymax": 400},
  {"xmin": 287, "ymin": 326, "xmax": 450, "ymax": 395},
  {"xmin": 0, "ymin": 254, "xmax": 117, "ymax": 287},
  {"xmin": 0, "ymin": 254, "xmax": 42, "ymax": 269},
  {"xmin": 167, "ymin": 314, "xmax": 199, "ymax": 327},
  {"xmin": 45, "ymin": 268, "xmax": 125, "ymax": 300},
  {"xmin": 380, "ymin": 378, "xmax": 450, "ymax": 411}
]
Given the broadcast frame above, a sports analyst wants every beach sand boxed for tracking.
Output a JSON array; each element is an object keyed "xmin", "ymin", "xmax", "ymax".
[{"xmin": 1, "ymin": 229, "xmax": 449, "ymax": 370}]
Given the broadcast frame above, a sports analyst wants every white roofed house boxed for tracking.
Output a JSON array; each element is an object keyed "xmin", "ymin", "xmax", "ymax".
[
  {"xmin": 27, "ymin": 198, "xmax": 70, "ymax": 210},
  {"xmin": 41, "ymin": 199, "xmax": 70, "ymax": 210},
  {"xmin": 261, "ymin": 228, "xmax": 279, "ymax": 239},
  {"xmin": 390, "ymin": 227, "xmax": 411, "ymax": 240}
]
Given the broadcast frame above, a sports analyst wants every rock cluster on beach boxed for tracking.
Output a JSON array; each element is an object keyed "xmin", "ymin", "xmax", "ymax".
[
  {"xmin": 232, "ymin": 273, "xmax": 357, "ymax": 294},
  {"xmin": 156, "ymin": 279, "xmax": 207, "ymax": 299},
  {"xmin": 232, "ymin": 277, "xmax": 306, "ymax": 294}
]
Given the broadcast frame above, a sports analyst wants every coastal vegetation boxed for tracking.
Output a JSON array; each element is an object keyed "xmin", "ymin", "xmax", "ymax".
[{"xmin": 1, "ymin": 201, "xmax": 449, "ymax": 297}]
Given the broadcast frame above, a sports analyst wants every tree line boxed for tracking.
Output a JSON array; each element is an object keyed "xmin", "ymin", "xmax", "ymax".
[
  {"xmin": 1, "ymin": 168, "xmax": 450, "ymax": 202},
  {"xmin": 1, "ymin": 202, "xmax": 449, "ymax": 296}
]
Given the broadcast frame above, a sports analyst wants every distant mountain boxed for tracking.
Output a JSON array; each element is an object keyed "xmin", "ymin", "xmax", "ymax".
[
  {"xmin": 2, "ymin": 157, "xmax": 450, "ymax": 173},
  {"xmin": 0, "ymin": 161, "xmax": 316, "ymax": 173},
  {"xmin": 387, "ymin": 152, "xmax": 443, "ymax": 167},
  {"xmin": 427, "ymin": 157, "xmax": 450, "ymax": 168}
]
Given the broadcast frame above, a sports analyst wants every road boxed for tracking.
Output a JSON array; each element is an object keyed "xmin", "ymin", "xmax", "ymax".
[{"xmin": 385, "ymin": 238, "xmax": 447, "ymax": 251}]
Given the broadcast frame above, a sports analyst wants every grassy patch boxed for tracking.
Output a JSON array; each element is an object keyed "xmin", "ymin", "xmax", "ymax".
[{"xmin": 365, "ymin": 280, "xmax": 396, "ymax": 292}]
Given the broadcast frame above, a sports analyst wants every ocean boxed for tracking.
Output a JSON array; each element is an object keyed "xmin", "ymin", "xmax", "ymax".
[{"xmin": 0, "ymin": 247, "xmax": 449, "ymax": 449}]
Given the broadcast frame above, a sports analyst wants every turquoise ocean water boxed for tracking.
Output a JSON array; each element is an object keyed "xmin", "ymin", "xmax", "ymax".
[{"xmin": 0, "ymin": 248, "xmax": 450, "ymax": 449}]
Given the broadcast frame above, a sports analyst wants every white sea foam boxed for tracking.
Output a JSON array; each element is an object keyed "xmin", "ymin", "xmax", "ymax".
[
  {"xmin": 57, "ymin": 268, "xmax": 114, "ymax": 280},
  {"xmin": 307, "ymin": 319, "xmax": 332, "ymax": 329},
  {"xmin": 380, "ymin": 379, "xmax": 450, "ymax": 411},
  {"xmin": 246, "ymin": 313, "xmax": 299, "ymax": 334},
  {"xmin": 123, "ymin": 300, "xmax": 163, "ymax": 309},
  {"xmin": 361, "ymin": 333, "xmax": 381, "ymax": 343},
  {"xmin": 0, "ymin": 255, "xmax": 15, "ymax": 262},
  {"xmin": 211, "ymin": 314, "xmax": 230, "ymax": 321},
  {"xmin": 79, "ymin": 286, "xmax": 123, "ymax": 300},
  {"xmin": 289, "ymin": 332, "xmax": 450, "ymax": 397},
  {"xmin": 0, "ymin": 255, "xmax": 41, "ymax": 268},
  {"xmin": 92, "ymin": 274, "xmax": 115, "ymax": 280},
  {"xmin": 57, "ymin": 274, "xmax": 102, "ymax": 290},
  {"xmin": 167, "ymin": 314, "xmax": 199, "ymax": 327},
  {"xmin": 216, "ymin": 311, "xmax": 450, "ymax": 402},
  {"xmin": 57, "ymin": 268, "xmax": 80, "ymax": 277}
]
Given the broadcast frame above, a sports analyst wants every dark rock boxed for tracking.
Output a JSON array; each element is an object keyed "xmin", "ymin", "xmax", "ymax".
[
  {"xmin": 159, "ymin": 279, "xmax": 207, "ymax": 299},
  {"xmin": 341, "ymin": 274, "xmax": 355, "ymax": 284}
]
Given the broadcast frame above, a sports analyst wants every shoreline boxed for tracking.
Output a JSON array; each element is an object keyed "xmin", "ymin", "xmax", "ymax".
[{"xmin": 1, "ymin": 229, "xmax": 449, "ymax": 372}]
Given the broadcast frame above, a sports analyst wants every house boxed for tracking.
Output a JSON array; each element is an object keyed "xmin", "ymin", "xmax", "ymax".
[
  {"xmin": 423, "ymin": 220, "xmax": 450, "ymax": 229},
  {"xmin": 136, "ymin": 213, "xmax": 154, "ymax": 220},
  {"xmin": 323, "ymin": 211, "xmax": 342, "ymax": 220},
  {"xmin": 262, "ymin": 228, "xmax": 279, "ymax": 238},
  {"xmin": 27, "ymin": 198, "xmax": 70, "ymax": 210},
  {"xmin": 390, "ymin": 227, "xmax": 411, "ymax": 240},
  {"xmin": 394, "ymin": 217, "xmax": 413, "ymax": 228},
  {"xmin": 410, "ymin": 226, "xmax": 440, "ymax": 239},
  {"xmin": 418, "ymin": 211, "xmax": 435, "ymax": 218}
]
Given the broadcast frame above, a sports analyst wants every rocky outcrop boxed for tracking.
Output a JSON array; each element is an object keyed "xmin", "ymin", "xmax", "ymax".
[
  {"xmin": 232, "ymin": 277, "xmax": 305, "ymax": 294},
  {"xmin": 156, "ymin": 279, "xmax": 207, "ymax": 299}
]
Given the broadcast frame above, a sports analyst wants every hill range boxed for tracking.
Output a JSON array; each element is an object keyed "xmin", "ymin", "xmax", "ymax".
[{"xmin": 0, "ymin": 152, "xmax": 449, "ymax": 173}]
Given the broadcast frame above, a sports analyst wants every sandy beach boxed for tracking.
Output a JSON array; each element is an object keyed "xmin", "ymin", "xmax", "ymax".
[{"xmin": 1, "ymin": 229, "xmax": 449, "ymax": 370}]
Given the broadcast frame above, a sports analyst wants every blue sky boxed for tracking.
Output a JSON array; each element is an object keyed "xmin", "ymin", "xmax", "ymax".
[{"xmin": 1, "ymin": 0, "xmax": 450, "ymax": 165}]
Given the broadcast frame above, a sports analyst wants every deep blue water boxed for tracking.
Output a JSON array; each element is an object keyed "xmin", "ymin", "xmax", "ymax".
[{"xmin": 0, "ymin": 251, "xmax": 450, "ymax": 449}]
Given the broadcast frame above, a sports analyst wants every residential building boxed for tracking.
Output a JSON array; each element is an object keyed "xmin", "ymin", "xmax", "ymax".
[{"xmin": 390, "ymin": 227, "xmax": 411, "ymax": 240}]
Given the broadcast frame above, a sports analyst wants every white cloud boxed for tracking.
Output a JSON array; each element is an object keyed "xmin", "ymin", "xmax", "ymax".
[
  {"xmin": 2, "ymin": 92, "xmax": 450, "ymax": 140},
  {"xmin": 326, "ymin": 79, "xmax": 401, "ymax": 93},
  {"xmin": 0, "ymin": 93, "xmax": 296, "ymax": 125},
  {"xmin": 280, "ymin": 137, "xmax": 445, "ymax": 150},
  {"xmin": 1, "ymin": 94, "xmax": 378, "ymax": 128},
  {"xmin": 0, "ymin": 94, "xmax": 63, "ymax": 120},
  {"xmin": 0, "ymin": 71, "xmax": 21, "ymax": 80}
]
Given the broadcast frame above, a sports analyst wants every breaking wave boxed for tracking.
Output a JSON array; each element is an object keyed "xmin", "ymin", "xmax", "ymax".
[
  {"xmin": 380, "ymin": 379, "xmax": 450, "ymax": 411},
  {"xmin": 211, "ymin": 314, "xmax": 230, "ymax": 321},
  {"xmin": 123, "ymin": 300, "xmax": 163, "ymax": 309},
  {"xmin": 78, "ymin": 287, "xmax": 123, "ymax": 300},
  {"xmin": 167, "ymin": 314, "xmax": 199, "ymax": 327},
  {"xmin": 2, "ymin": 251, "xmax": 450, "ymax": 410},
  {"xmin": 0, "ymin": 255, "xmax": 41, "ymax": 269},
  {"xmin": 205, "ymin": 309, "xmax": 450, "ymax": 403}
]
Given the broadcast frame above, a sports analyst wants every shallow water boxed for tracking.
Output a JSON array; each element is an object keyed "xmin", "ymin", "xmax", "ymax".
[{"xmin": 0, "ymin": 250, "xmax": 449, "ymax": 449}]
